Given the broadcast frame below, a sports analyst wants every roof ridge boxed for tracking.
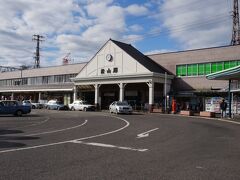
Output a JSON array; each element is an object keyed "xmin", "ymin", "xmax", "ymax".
[{"xmin": 111, "ymin": 39, "xmax": 172, "ymax": 75}]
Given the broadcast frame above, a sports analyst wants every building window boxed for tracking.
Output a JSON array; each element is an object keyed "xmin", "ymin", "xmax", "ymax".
[
  {"xmin": 187, "ymin": 64, "xmax": 198, "ymax": 76},
  {"xmin": 54, "ymin": 75, "xmax": 64, "ymax": 83},
  {"xmin": 176, "ymin": 65, "xmax": 187, "ymax": 76},
  {"xmin": 42, "ymin": 76, "xmax": 49, "ymax": 84},
  {"xmin": 21, "ymin": 78, "xmax": 28, "ymax": 85},
  {"xmin": 113, "ymin": 68, "xmax": 118, "ymax": 73},
  {"xmin": 101, "ymin": 69, "xmax": 105, "ymax": 74},
  {"xmin": 198, "ymin": 64, "xmax": 205, "ymax": 75},
  {"xmin": 224, "ymin": 61, "xmax": 230, "ymax": 69},
  {"xmin": 230, "ymin": 61, "xmax": 237, "ymax": 68},
  {"xmin": 205, "ymin": 63, "xmax": 211, "ymax": 75}
]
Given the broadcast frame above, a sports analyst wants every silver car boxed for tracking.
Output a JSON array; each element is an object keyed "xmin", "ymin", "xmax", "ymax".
[{"xmin": 109, "ymin": 101, "xmax": 133, "ymax": 114}]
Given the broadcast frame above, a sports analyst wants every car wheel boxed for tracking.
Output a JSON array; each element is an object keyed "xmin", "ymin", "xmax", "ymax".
[
  {"xmin": 32, "ymin": 105, "xmax": 36, "ymax": 109},
  {"xmin": 83, "ymin": 107, "xmax": 87, "ymax": 111},
  {"xmin": 16, "ymin": 110, "xmax": 23, "ymax": 117},
  {"xmin": 71, "ymin": 107, "xmax": 75, "ymax": 111}
]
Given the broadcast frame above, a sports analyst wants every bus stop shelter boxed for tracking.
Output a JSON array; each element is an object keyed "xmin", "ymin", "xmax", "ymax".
[{"xmin": 206, "ymin": 65, "xmax": 240, "ymax": 118}]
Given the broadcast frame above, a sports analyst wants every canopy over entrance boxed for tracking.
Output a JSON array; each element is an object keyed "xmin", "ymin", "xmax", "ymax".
[{"xmin": 206, "ymin": 65, "xmax": 240, "ymax": 80}]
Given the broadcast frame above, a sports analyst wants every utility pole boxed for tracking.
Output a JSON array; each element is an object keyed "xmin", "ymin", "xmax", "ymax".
[
  {"xmin": 32, "ymin": 34, "xmax": 44, "ymax": 68},
  {"xmin": 231, "ymin": 0, "xmax": 240, "ymax": 45}
]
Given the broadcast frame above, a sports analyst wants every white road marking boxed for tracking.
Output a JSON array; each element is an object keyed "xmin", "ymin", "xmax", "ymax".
[
  {"xmin": 0, "ymin": 116, "xmax": 130, "ymax": 154},
  {"xmin": 18, "ymin": 117, "xmax": 50, "ymax": 129},
  {"xmin": 137, "ymin": 128, "xmax": 159, "ymax": 139},
  {"xmin": 73, "ymin": 116, "xmax": 130, "ymax": 141},
  {"xmin": 24, "ymin": 119, "xmax": 88, "ymax": 136},
  {"xmin": 0, "ymin": 117, "xmax": 50, "ymax": 131},
  {"xmin": 71, "ymin": 140, "xmax": 148, "ymax": 152}
]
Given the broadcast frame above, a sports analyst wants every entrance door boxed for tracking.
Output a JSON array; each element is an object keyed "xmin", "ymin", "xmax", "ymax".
[
  {"xmin": 100, "ymin": 84, "xmax": 119, "ymax": 109},
  {"xmin": 101, "ymin": 91, "xmax": 119, "ymax": 109}
]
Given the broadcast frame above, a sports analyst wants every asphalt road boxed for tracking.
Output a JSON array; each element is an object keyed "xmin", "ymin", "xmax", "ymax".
[{"xmin": 0, "ymin": 110, "xmax": 240, "ymax": 180}]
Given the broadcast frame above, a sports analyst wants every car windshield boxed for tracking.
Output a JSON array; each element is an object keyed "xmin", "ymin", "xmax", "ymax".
[
  {"xmin": 116, "ymin": 102, "xmax": 128, "ymax": 106},
  {"xmin": 56, "ymin": 101, "xmax": 63, "ymax": 104}
]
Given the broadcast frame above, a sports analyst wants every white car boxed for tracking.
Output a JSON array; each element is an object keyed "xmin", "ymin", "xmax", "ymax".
[
  {"xmin": 68, "ymin": 100, "xmax": 95, "ymax": 111},
  {"xmin": 109, "ymin": 101, "xmax": 133, "ymax": 114}
]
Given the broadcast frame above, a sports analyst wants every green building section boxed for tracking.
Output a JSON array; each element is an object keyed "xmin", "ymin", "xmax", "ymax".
[{"xmin": 176, "ymin": 60, "xmax": 240, "ymax": 77}]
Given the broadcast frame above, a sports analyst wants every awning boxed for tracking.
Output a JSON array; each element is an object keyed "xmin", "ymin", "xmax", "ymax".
[
  {"xmin": 206, "ymin": 65, "xmax": 240, "ymax": 118},
  {"xmin": 206, "ymin": 65, "xmax": 240, "ymax": 80}
]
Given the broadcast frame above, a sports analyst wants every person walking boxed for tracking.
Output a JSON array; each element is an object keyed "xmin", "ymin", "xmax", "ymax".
[{"xmin": 220, "ymin": 99, "xmax": 227, "ymax": 118}]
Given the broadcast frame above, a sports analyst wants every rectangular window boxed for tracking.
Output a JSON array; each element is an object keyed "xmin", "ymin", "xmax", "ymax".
[
  {"xmin": 198, "ymin": 64, "xmax": 205, "ymax": 75},
  {"xmin": 230, "ymin": 61, "xmax": 237, "ymax": 68},
  {"xmin": 192, "ymin": 64, "xmax": 198, "ymax": 76},
  {"xmin": 211, "ymin": 62, "xmax": 217, "ymax": 73},
  {"xmin": 176, "ymin": 66, "xmax": 181, "ymax": 76},
  {"xmin": 216, "ymin": 62, "xmax": 223, "ymax": 72},
  {"xmin": 224, "ymin": 61, "xmax": 230, "ymax": 69},
  {"xmin": 54, "ymin": 75, "xmax": 64, "ymax": 83},
  {"xmin": 42, "ymin": 76, "xmax": 49, "ymax": 84},
  {"xmin": 187, "ymin": 64, "xmax": 193, "ymax": 76},
  {"xmin": 21, "ymin": 78, "xmax": 28, "ymax": 85},
  {"xmin": 176, "ymin": 65, "xmax": 187, "ymax": 76},
  {"xmin": 205, "ymin": 63, "xmax": 211, "ymax": 74}
]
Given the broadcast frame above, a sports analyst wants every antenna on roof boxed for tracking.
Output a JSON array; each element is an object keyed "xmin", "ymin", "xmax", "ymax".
[
  {"xmin": 62, "ymin": 53, "xmax": 74, "ymax": 65},
  {"xmin": 231, "ymin": 0, "xmax": 240, "ymax": 45},
  {"xmin": 32, "ymin": 34, "xmax": 44, "ymax": 68}
]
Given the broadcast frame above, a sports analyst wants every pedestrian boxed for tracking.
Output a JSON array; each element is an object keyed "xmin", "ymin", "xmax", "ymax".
[{"xmin": 220, "ymin": 99, "xmax": 227, "ymax": 118}]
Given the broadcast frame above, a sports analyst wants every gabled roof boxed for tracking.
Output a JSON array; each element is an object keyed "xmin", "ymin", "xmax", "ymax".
[{"xmin": 111, "ymin": 39, "xmax": 172, "ymax": 75}]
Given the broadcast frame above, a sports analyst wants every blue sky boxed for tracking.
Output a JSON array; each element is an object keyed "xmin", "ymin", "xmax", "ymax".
[{"xmin": 0, "ymin": 0, "xmax": 233, "ymax": 67}]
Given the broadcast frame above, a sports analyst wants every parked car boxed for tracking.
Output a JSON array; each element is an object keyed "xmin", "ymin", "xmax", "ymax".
[
  {"xmin": 109, "ymin": 101, "xmax": 133, "ymax": 114},
  {"xmin": 0, "ymin": 100, "xmax": 31, "ymax": 116},
  {"xmin": 32, "ymin": 102, "xmax": 44, "ymax": 109},
  {"xmin": 22, "ymin": 100, "xmax": 32, "ymax": 107},
  {"xmin": 68, "ymin": 100, "xmax": 95, "ymax": 111},
  {"xmin": 46, "ymin": 100, "xmax": 68, "ymax": 110},
  {"xmin": 22, "ymin": 100, "xmax": 43, "ymax": 109}
]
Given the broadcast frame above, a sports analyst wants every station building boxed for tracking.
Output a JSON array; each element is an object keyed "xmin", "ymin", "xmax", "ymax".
[
  {"xmin": 0, "ymin": 39, "xmax": 240, "ymax": 112},
  {"xmin": 0, "ymin": 63, "xmax": 85, "ymax": 104}
]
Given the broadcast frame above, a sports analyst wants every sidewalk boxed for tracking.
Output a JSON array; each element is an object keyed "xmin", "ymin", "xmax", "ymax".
[{"xmin": 232, "ymin": 115, "xmax": 240, "ymax": 122}]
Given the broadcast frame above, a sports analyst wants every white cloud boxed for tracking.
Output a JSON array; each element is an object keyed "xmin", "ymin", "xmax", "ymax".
[
  {"xmin": 160, "ymin": 0, "xmax": 232, "ymax": 49},
  {"xmin": 122, "ymin": 34, "xmax": 144, "ymax": 44},
  {"xmin": 129, "ymin": 24, "xmax": 143, "ymax": 32},
  {"xmin": 145, "ymin": 49, "xmax": 174, "ymax": 55},
  {"xmin": 125, "ymin": 4, "xmax": 149, "ymax": 16},
  {"xmin": 0, "ymin": 0, "xmax": 150, "ymax": 67},
  {"xmin": 1, "ymin": 0, "xmax": 231, "ymax": 68}
]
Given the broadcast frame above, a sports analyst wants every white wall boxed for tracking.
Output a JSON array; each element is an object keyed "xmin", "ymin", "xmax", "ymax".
[{"xmin": 75, "ymin": 40, "xmax": 150, "ymax": 79}]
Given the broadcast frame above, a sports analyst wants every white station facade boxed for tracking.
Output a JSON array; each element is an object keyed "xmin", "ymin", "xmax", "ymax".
[{"xmin": 72, "ymin": 39, "xmax": 173, "ymax": 110}]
